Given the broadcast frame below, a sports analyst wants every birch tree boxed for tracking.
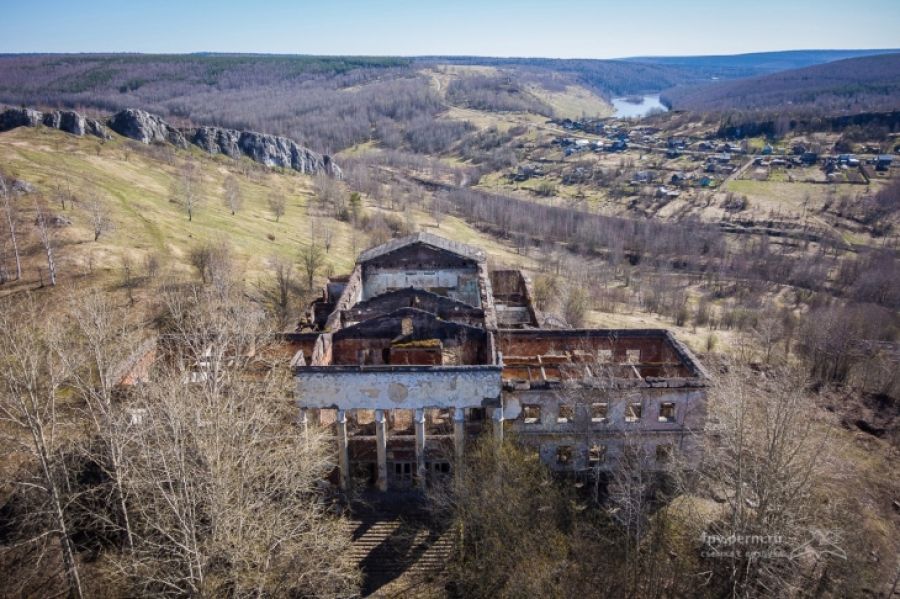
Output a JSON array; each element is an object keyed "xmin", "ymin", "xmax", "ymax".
[
  {"xmin": 696, "ymin": 364, "xmax": 847, "ymax": 598},
  {"xmin": 63, "ymin": 293, "xmax": 139, "ymax": 551},
  {"xmin": 1, "ymin": 172, "xmax": 22, "ymax": 280},
  {"xmin": 0, "ymin": 296, "xmax": 84, "ymax": 599},
  {"xmin": 222, "ymin": 174, "xmax": 243, "ymax": 215},
  {"xmin": 35, "ymin": 202, "xmax": 57, "ymax": 286},
  {"xmin": 113, "ymin": 285, "xmax": 359, "ymax": 597},
  {"xmin": 172, "ymin": 160, "xmax": 203, "ymax": 222}
]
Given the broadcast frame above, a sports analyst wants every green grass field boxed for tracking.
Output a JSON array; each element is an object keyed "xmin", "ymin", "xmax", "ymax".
[{"xmin": 0, "ymin": 126, "xmax": 538, "ymax": 299}]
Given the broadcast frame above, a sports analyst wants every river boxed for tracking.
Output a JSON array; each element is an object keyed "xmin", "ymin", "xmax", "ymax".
[{"xmin": 611, "ymin": 95, "xmax": 669, "ymax": 119}]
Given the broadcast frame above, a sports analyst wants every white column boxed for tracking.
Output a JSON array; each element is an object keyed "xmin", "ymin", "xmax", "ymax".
[
  {"xmin": 375, "ymin": 409, "xmax": 388, "ymax": 492},
  {"xmin": 415, "ymin": 408, "xmax": 427, "ymax": 487},
  {"xmin": 336, "ymin": 410, "xmax": 350, "ymax": 491},
  {"xmin": 493, "ymin": 405, "xmax": 504, "ymax": 445},
  {"xmin": 299, "ymin": 408, "xmax": 310, "ymax": 450},
  {"xmin": 298, "ymin": 408, "xmax": 309, "ymax": 435},
  {"xmin": 453, "ymin": 407, "xmax": 465, "ymax": 462}
]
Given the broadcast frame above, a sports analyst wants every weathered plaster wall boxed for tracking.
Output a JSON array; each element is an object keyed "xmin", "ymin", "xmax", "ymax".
[
  {"xmin": 296, "ymin": 366, "xmax": 502, "ymax": 409},
  {"xmin": 504, "ymin": 386, "xmax": 707, "ymax": 470},
  {"xmin": 325, "ymin": 265, "xmax": 363, "ymax": 332},
  {"xmin": 362, "ymin": 266, "xmax": 481, "ymax": 307}
]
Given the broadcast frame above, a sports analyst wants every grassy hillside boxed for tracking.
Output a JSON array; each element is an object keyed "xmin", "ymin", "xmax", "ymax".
[{"xmin": 0, "ymin": 126, "xmax": 538, "ymax": 301}]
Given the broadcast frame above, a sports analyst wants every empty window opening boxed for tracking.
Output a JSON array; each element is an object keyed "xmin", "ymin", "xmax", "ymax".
[
  {"xmin": 597, "ymin": 349, "xmax": 613, "ymax": 363},
  {"xmin": 319, "ymin": 408, "xmax": 337, "ymax": 426},
  {"xmin": 591, "ymin": 402, "xmax": 609, "ymax": 423},
  {"xmin": 355, "ymin": 409, "xmax": 375, "ymax": 425},
  {"xmin": 556, "ymin": 445, "xmax": 573, "ymax": 466},
  {"xmin": 390, "ymin": 409, "xmax": 414, "ymax": 434},
  {"xmin": 588, "ymin": 444, "xmax": 607, "ymax": 466},
  {"xmin": 557, "ymin": 404, "xmax": 574, "ymax": 424},
  {"xmin": 393, "ymin": 462, "xmax": 413, "ymax": 481},
  {"xmin": 625, "ymin": 402, "xmax": 642, "ymax": 423},
  {"xmin": 466, "ymin": 407, "xmax": 485, "ymax": 422},
  {"xmin": 656, "ymin": 444, "xmax": 673, "ymax": 463},
  {"xmin": 427, "ymin": 408, "xmax": 452, "ymax": 433},
  {"xmin": 428, "ymin": 462, "xmax": 451, "ymax": 475},
  {"xmin": 626, "ymin": 349, "xmax": 641, "ymax": 364},
  {"xmin": 523, "ymin": 405, "xmax": 542, "ymax": 424},
  {"xmin": 659, "ymin": 402, "xmax": 676, "ymax": 423}
]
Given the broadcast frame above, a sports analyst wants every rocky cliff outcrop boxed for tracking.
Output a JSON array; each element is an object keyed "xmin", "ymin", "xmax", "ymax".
[
  {"xmin": 108, "ymin": 109, "xmax": 187, "ymax": 148},
  {"xmin": 186, "ymin": 124, "xmax": 341, "ymax": 177},
  {"xmin": 1, "ymin": 105, "xmax": 340, "ymax": 178},
  {"xmin": 189, "ymin": 126, "xmax": 242, "ymax": 159},
  {"xmin": 236, "ymin": 130, "xmax": 341, "ymax": 177},
  {"xmin": 0, "ymin": 107, "xmax": 109, "ymax": 138}
]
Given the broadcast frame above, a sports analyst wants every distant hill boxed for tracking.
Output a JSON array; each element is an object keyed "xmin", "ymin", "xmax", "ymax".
[
  {"xmin": 418, "ymin": 49, "xmax": 900, "ymax": 97},
  {"xmin": 661, "ymin": 53, "xmax": 900, "ymax": 113},
  {"xmin": 623, "ymin": 49, "xmax": 900, "ymax": 79}
]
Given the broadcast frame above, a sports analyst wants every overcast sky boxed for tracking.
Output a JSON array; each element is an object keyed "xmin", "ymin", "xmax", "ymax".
[{"xmin": 2, "ymin": 0, "xmax": 899, "ymax": 57}]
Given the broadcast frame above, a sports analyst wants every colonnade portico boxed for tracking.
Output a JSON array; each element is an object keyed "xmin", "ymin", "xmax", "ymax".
[
  {"xmin": 295, "ymin": 365, "xmax": 504, "ymax": 492},
  {"xmin": 302, "ymin": 404, "xmax": 504, "ymax": 491}
]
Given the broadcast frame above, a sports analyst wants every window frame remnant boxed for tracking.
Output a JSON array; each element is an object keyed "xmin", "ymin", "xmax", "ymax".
[
  {"xmin": 659, "ymin": 402, "xmax": 676, "ymax": 423},
  {"xmin": 523, "ymin": 404, "xmax": 541, "ymax": 424},
  {"xmin": 591, "ymin": 402, "xmax": 609, "ymax": 423},
  {"xmin": 625, "ymin": 401, "xmax": 642, "ymax": 423},
  {"xmin": 656, "ymin": 444, "xmax": 673, "ymax": 463},
  {"xmin": 588, "ymin": 443, "xmax": 607, "ymax": 466}
]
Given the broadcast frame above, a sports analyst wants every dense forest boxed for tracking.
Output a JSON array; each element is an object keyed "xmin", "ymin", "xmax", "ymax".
[{"xmin": 0, "ymin": 54, "xmax": 437, "ymax": 153}]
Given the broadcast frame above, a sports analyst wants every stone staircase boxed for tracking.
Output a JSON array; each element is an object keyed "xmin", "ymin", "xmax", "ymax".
[{"xmin": 346, "ymin": 496, "xmax": 454, "ymax": 597}]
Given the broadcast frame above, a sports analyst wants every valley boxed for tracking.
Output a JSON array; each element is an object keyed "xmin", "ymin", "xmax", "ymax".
[{"xmin": 0, "ymin": 43, "xmax": 898, "ymax": 599}]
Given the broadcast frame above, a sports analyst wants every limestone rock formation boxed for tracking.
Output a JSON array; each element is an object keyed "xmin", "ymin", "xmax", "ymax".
[
  {"xmin": 0, "ymin": 107, "xmax": 42, "ymax": 130},
  {"xmin": 190, "ymin": 126, "xmax": 341, "ymax": 177},
  {"xmin": 2, "ymin": 105, "xmax": 340, "ymax": 178},
  {"xmin": 237, "ymin": 130, "xmax": 342, "ymax": 177},
  {"xmin": 190, "ymin": 126, "xmax": 242, "ymax": 158},
  {"xmin": 44, "ymin": 110, "xmax": 85, "ymax": 136},
  {"xmin": 108, "ymin": 108, "xmax": 187, "ymax": 148},
  {"xmin": 86, "ymin": 118, "xmax": 110, "ymax": 139},
  {"xmin": 0, "ymin": 106, "xmax": 109, "ymax": 138}
]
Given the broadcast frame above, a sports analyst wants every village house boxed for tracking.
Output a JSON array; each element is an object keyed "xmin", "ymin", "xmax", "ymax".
[{"xmin": 292, "ymin": 233, "xmax": 708, "ymax": 491}]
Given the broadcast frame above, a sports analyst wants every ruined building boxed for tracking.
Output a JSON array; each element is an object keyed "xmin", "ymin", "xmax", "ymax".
[{"xmin": 290, "ymin": 233, "xmax": 708, "ymax": 491}]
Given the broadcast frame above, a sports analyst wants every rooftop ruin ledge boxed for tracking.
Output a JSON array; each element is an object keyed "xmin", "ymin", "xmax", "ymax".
[
  {"xmin": 504, "ymin": 377, "xmax": 709, "ymax": 392},
  {"xmin": 295, "ymin": 364, "xmax": 503, "ymax": 374},
  {"xmin": 497, "ymin": 328, "xmax": 711, "ymax": 381}
]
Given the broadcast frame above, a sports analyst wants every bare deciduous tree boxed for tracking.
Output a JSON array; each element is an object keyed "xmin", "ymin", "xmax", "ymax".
[
  {"xmin": 63, "ymin": 293, "xmax": 138, "ymax": 551},
  {"xmin": 322, "ymin": 223, "xmax": 334, "ymax": 253},
  {"xmin": 268, "ymin": 194, "xmax": 286, "ymax": 222},
  {"xmin": 113, "ymin": 286, "xmax": 360, "ymax": 597},
  {"xmin": 299, "ymin": 241, "xmax": 325, "ymax": 291},
  {"xmin": 188, "ymin": 240, "xmax": 233, "ymax": 293},
  {"xmin": 172, "ymin": 160, "xmax": 203, "ymax": 222},
  {"xmin": 85, "ymin": 194, "xmax": 112, "ymax": 241},
  {"xmin": 428, "ymin": 437, "xmax": 569, "ymax": 598},
  {"xmin": 35, "ymin": 202, "xmax": 57, "ymax": 286},
  {"xmin": 222, "ymin": 174, "xmax": 243, "ymax": 215},
  {"xmin": 1, "ymin": 172, "xmax": 22, "ymax": 280},
  {"xmin": 258, "ymin": 255, "xmax": 298, "ymax": 330},
  {"xmin": 695, "ymin": 363, "xmax": 848, "ymax": 597},
  {"xmin": 563, "ymin": 284, "xmax": 590, "ymax": 328},
  {"xmin": 0, "ymin": 296, "xmax": 85, "ymax": 599}
]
